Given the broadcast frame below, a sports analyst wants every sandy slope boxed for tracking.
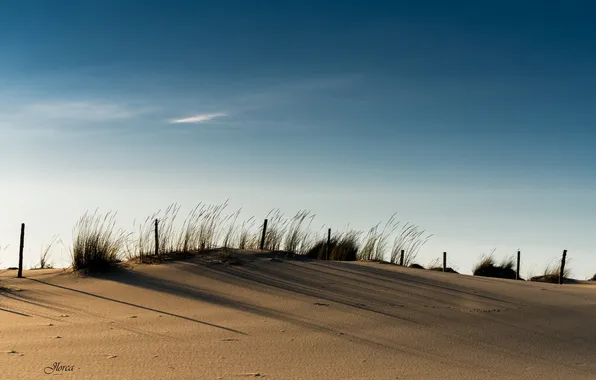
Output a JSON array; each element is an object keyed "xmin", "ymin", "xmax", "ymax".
[{"xmin": 1, "ymin": 249, "xmax": 595, "ymax": 380}]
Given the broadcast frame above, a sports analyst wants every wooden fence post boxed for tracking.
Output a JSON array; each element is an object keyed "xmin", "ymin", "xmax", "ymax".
[
  {"xmin": 516, "ymin": 250, "xmax": 521, "ymax": 280},
  {"xmin": 326, "ymin": 228, "xmax": 331, "ymax": 260},
  {"xmin": 17, "ymin": 223, "xmax": 25, "ymax": 278},
  {"xmin": 559, "ymin": 250, "xmax": 567, "ymax": 285},
  {"xmin": 260, "ymin": 219, "xmax": 268, "ymax": 250},
  {"xmin": 400, "ymin": 249, "xmax": 404, "ymax": 266},
  {"xmin": 154, "ymin": 219, "xmax": 159, "ymax": 258},
  {"xmin": 443, "ymin": 252, "xmax": 447, "ymax": 272}
]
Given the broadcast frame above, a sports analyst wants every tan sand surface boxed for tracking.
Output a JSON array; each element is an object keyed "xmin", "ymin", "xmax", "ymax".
[{"xmin": 1, "ymin": 250, "xmax": 595, "ymax": 379}]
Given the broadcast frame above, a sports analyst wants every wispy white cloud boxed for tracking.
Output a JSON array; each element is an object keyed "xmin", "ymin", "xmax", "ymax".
[{"xmin": 169, "ymin": 112, "xmax": 227, "ymax": 124}]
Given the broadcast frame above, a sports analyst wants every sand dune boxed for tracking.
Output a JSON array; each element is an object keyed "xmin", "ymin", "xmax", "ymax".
[{"xmin": 1, "ymin": 249, "xmax": 595, "ymax": 379}]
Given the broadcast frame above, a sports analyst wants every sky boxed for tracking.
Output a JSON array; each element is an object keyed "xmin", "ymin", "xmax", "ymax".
[{"xmin": 1, "ymin": 0, "xmax": 595, "ymax": 278}]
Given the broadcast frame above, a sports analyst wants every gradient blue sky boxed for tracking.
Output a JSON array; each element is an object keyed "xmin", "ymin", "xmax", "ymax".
[{"xmin": 1, "ymin": 1, "xmax": 595, "ymax": 277}]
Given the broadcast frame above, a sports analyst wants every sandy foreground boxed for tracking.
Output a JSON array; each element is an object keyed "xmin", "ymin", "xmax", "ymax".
[{"xmin": 1, "ymin": 250, "xmax": 595, "ymax": 380}]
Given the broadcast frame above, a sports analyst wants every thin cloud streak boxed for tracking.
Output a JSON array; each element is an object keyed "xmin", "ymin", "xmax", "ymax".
[{"xmin": 170, "ymin": 112, "xmax": 227, "ymax": 124}]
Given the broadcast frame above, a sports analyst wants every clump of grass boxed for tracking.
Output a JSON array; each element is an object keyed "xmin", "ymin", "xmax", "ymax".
[
  {"xmin": 531, "ymin": 259, "xmax": 572, "ymax": 283},
  {"xmin": 262, "ymin": 209, "xmax": 287, "ymax": 251},
  {"xmin": 129, "ymin": 201, "xmax": 233, "ymax": 261},
  {"xmin": 389, "ymin": 222, "xmax": 432, "ymax": 266},
  {"xmin": 71, "ymin": 211, "xmax": 127, "ymax": 272},
  {"xmin": 472, "ymin": 250, "xmax": 519, "ymax": 280},
  {"xmin": 196, "ymin": 201, "xmax": 229, "ymax": 250},
  {"xmin": 358, "ymin": 215, "xmax": 399, "ymax": 261},
  {"xmin": 283, "ymin": 210, "xmax": 315, "ymax": 253},
  {"xmin": 306, "ymin": 229, "xmax": 361, "ymax": 261},
  {"xmin": 237, "ymin": 216, "xmax": 258, "ymax": 249},
  {"xmin": 222, "ymin": 208, "xmax": 241, "ymax": 248},
  {"xmin": 128, "ymin": 204, "xmax": 180, "ymax": 261}
]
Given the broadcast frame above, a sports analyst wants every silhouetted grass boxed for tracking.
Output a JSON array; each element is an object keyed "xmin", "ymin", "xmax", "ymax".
[
  {"xmin": 68, "ymin": 203, "xmax": 438, "ymax": 271},
  {"xmin": 390, "ymin": 222, "xmax": 432, "ymax": 266},
  {"xmin": 237, "ymin": 216, "xmax": 258, "ymax": 250},
  {"xmin": 306, "ymin": 229, "xmax": 360, "ymax": 261},
  {"xmin": 358, "ymin": 215, "xmax": 400, "ymax": 261},
  {"xmin": 283, "ymin": 210, "xmax": 315, "ymax": 253},
  {"xmin": 531, "ymin": 259, "xmax": 572, "ymax": 283},
  {"xmin": 262, "ymin": 209, "xmax": 287, "ymax": 251},
  {"xmin": 472, "ymin": 250, "xmax": 519, "ymax": 280},
  {"xmin": 71, "ymin": 211, "xmax": 127, "ymax": 272}
]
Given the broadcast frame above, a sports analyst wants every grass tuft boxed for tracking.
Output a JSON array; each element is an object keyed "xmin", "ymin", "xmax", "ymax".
[
  {"xmin": 306, "ymin": 229, "xmax": 361, "ymax": 261},
  {"xmin": 390, "ymin": 222, "xmax": 433, "ymax": 266},
  {"xmin": 262, "ymin": 209, "xmax": 287, "ymax": 251},
  {"xmin": 71, "ymin": 210, "xmax": 127, "ymax": 272},
  {"xmin": 531, "ymin": 259, "xmax": 572, "ymax": 283},
  {"xmin": 358, "ymin": 215, "xmax": 399, "ymax": 261},
  {"xmin": 472, "ymin": 250, "xmax": 519, "ymax": 280},
  {"xmin": 283, "ymin": 210, "xmax": 315, "ymax": 253}
]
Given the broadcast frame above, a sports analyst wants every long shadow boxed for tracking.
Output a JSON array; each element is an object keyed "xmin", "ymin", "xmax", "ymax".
[
  {"xmin": 1, "ymin": 290, "xmax": 73, "ymax": 315},
  {"xmin": 313, "ymin": 261, "xmax": 520, "ymax": 305},
  {"xmin": 272, "ymin": 260, "xmax": 499, "ymax": 308},
  {"xmin": 170, "ymin": 258, "xmax": 596, "ymax": 374},
  {"xmin": 175, "ymin": 260, "xmax": 424, "ymax": 325},
  {"xmin": 89, "ymin": 267, "xmax": 494, "ymax": 368},
  {"xmin": 0, "ymin": 306, "xmax": 30, "ymax": 317},
  {"xmin": 28, "ymin": 278, "xmax": 246, "ymax": 335}
]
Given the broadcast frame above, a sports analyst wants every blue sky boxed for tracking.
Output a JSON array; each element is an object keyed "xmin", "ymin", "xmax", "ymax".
[{"xmin": 1, "ymin": 1, "xmax": 595, "ymax": 278}]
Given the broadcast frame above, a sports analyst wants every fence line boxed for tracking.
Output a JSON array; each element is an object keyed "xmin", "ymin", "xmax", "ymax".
[{"xmin": 7, "ymin": 222, "xmax": 583, "ymax": 283}]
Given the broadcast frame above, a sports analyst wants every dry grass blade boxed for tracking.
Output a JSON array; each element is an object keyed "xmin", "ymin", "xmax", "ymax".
[{"xmin": 36, "ymin": 235, "xmax": 61, "ymax": 269}]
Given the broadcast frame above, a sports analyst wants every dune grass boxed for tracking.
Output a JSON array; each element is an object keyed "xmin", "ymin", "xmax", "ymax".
[
  {"xmin": 33, "ymin": 235, "xmax": 60, "ymax": 269},
  {"xmin": 358, "ymin": 215, "xmax": 401, "ymax": 261},
  {"xmin": 472, "ymin": 250, "xmax": 519, "ymax": 280},
  {"xmin": 306, "ymin": 229, "xmax": 361, "ymax": 261},
  {"xmin": 71, "ymin": 211, "xmax": 128, "ymax": 272},
  {"xmin": 283, "ymin": 210, "xmax": 315, "ymax": 253},
  {"xmin": 67, "ymin": 202, "xmax": 436, "ymax": 271},
  {"xmin": 389, "ymin": 222, "xmax": 432, "ymax": 266},
  {"xmin": 531, "ymin": 259, "xmax": 572, "ymax": 283},
  {"xmin": 262, "ymin": 209, "xmax": 287, "ymax": 251},
  {"xmin": 237, "ymin": 216, "xmax": 258, "ymax": 250}
]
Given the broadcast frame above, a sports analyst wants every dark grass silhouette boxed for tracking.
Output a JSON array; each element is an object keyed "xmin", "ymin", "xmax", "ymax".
[
  {"xmin": 473, "ymin": 252, "xmax": 519, "ymax": 280},
  {"xmin": 305, "ymin": 231, "xmax": 359, "ymax": 261}
]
